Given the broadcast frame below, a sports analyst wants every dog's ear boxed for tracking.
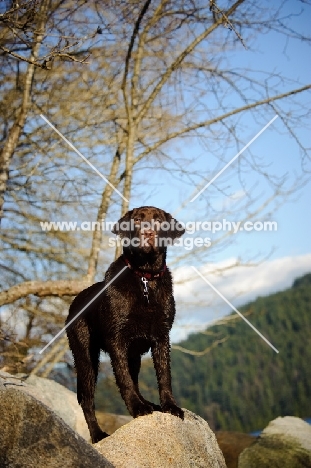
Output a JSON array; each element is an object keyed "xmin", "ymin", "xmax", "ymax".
[
  {"xmin": 112, "ymin": 210, "xmax": 133, "ymax": 238},
  {"xmin": 162, "ymin": 211, "xmax": 185, "ymax": 240}
]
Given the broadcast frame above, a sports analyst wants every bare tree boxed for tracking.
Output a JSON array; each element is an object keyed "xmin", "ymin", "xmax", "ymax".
[
  {"xmin": 0, "ymin": 0, "xmax": 94, "ymax": 67},
  {"xmin": 0, "ymin": 0, "xmax": 310, "ymax": 373},
  {"xmin": 0, "ymin": 0, "xmax": 101, "ymax": 223},
  {"xmin": 0, "ymin": 0, "xmax": 49, "ymax": 223}
]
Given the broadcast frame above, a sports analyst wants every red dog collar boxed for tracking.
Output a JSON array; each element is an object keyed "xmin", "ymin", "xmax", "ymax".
[{"xmin": 122, "ymin": 255, "xmax": 166, "ymax": 280}]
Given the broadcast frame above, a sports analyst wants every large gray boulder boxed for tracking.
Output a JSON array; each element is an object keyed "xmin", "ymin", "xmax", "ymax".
[
  {"xmin": 238, "ymin": 416, "xmax": 311, "ymax": 468},
  {"xmin": 0, "ymin": 371, "xmax": 89, "ymax": 440},
  {"xmin": 0, "ymin": 385, "xmax": 113, "ymax": 468},
  {"xmin": 96, "ymin": 409, "xmax": 227, "ymax": 468}
]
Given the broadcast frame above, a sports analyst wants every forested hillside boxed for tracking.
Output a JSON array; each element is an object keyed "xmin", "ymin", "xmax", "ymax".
[{"xmin": 95, "ymin": 273, "xmax": 311, "ymax": 432}]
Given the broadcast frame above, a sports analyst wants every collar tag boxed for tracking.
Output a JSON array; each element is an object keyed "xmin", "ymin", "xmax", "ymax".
[{"xmin": 141, "ymin": 277, "xmax": 149, "ymax": 303}]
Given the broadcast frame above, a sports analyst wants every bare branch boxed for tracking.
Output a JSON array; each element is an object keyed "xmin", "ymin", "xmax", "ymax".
[
  {"xmin": 121, "ymin": 0, "xmax": 153, "ymax": 95},
  {"xmin": 136, "ymin": 0, "xmax": 245, "ymax": 124},
  {"xmin": 30, "ymin": 334, "xmax": 68, "ymax": 377},
  {"xmin": 0, "ymin": 45, "xmax": 48, "ymax": 68},
  {"xmin": 134, "ymin": 84, "xmax": 311, "ymax": 164},
  {"xmin": 0, "ymin": 279, "xmax": 92, "ymax": 307},
  {"xmin": 210, "ymin": 0, "xmax": 247, "ymax": 48},
  {"xmin": 172, "ymin": 337, "xmax": 227, "ymax": 356}
]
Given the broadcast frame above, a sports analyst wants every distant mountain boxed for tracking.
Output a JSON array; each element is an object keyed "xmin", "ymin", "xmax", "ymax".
[{"xmin": 95, "ymin": 272, "xmax": 311, "ymax": 433}]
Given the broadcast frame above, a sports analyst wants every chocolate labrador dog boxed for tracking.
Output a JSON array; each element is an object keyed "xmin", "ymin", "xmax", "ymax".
[{"xmin": 66, "ymin": 206, "xmax": 185, "ymax": 443}]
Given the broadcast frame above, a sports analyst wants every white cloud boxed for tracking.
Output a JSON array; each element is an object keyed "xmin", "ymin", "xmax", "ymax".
[{"xmin": 171, "ymin": 254, "xmax": 311, "ymax": 342}]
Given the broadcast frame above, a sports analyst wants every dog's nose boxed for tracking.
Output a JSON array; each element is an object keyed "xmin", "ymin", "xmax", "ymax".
[{"xmin": 143, "ymin": 229, "xmax": 155, "ymax": 238}]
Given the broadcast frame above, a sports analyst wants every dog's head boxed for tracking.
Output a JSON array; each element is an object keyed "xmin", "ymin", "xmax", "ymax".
[{"xmin": 112, "ymin": 206, "xmax": 185, "ymax": 253}]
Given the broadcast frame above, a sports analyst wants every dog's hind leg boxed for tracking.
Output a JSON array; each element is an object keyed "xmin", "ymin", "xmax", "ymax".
[{"xmin": 67, "ymin": 318, "xmax": 108, "ymax": 443}]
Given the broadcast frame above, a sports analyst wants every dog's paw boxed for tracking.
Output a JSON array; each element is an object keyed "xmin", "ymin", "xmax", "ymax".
[
  {"xmin": 162, "ymin": 402, "xmax": 184, "ymax": 420},
  {"xmin": 138, "ymin": 397, "xmax": 161, "ymax": 412},
  {"xmin": 131, "ymin": 400, "xmax": 154, "ymax": 418},
  {"xmin": 150, "ymin": 402, "xmax": 162, "ymax": 412},
  {"xmin": 91, "ymin": 429, "xmax": 109, "ymax": 444}
]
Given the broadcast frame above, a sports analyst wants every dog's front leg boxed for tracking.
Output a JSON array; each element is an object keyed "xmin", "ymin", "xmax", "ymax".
[
  {"xmin": 110, "ymin": 346, "xmax": 154, "ymax": 418},
  {"xmin": 152, "ymin": 338, "xmax": 184, "ymax": 420}
]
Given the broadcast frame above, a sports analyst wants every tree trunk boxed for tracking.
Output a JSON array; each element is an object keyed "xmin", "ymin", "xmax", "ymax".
[
  {"xmin": 0, "ymin": 0, "xmax": 50, "ymax": 224},
  {"xmin": 87, "ymin": 149, "xmax": 122, "ymax": 280}
]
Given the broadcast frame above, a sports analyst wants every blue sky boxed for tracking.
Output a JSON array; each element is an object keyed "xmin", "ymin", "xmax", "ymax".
[{"xmin": 123, "ymin": 1, "xmax": 311, "ymax": 343}]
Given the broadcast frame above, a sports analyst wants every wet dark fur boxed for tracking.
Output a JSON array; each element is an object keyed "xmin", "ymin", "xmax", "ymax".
[{"xmin": 66, "ymin": 206, "xmax": 185, "ymax": 443}]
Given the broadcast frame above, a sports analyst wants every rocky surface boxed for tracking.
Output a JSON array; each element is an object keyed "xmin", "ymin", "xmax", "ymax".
[
  {"xmin": 0, "ymin": 385, "xmax": 113, "ymax": 468},
  {"xmin": 0, "ymin": 372, "xmax": 229, "ymax": 467},
  {"xmin": 96, "ymin": 409, "xmax": 227, "ymax": 468},
  {"xmin": 238, "ymin": 416, "xmax": 311, "ymax": 468},
  {"xmin": 0, "ymin": 371, "xmax": 89, "ymax": 440}
]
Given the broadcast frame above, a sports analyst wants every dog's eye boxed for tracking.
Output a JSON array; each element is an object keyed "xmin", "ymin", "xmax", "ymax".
[{"xmin": 134, "ymin": 218, "xmax": 141, "ymax": 223}]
